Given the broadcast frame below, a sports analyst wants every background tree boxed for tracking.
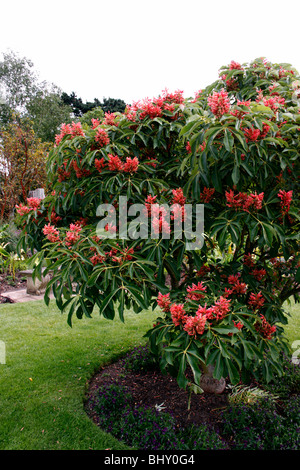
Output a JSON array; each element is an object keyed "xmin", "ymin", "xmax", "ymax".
[
  {"xmin": 0, "ymin": 116, "xmax": 49, "ymax": 219},
  {"xmin": 26, "ymin": 85, "xmax": 73, "ymax": 142}
]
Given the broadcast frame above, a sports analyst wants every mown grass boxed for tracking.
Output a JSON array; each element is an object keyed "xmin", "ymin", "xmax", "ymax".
[
  {"xmin": 0, "ymin": 298, "xmax": 299, "ymax": 450},
  {"xmin": 0, "ymin": 300, "xmax": 157, "ymax": 450}
]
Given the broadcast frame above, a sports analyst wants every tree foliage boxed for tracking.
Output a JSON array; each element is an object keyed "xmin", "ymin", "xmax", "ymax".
[
  {"xmin": 16, "ymin": 58, "xmax": 300, "ymax": 388},
  {"xmin": 0, "ymin": 116, "xmax": 49, "ymax": 219}
]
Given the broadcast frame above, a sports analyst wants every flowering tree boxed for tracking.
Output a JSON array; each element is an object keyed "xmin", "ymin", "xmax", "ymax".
[
  {"xmin": 16, "ymin": 59, "xmax": 299, "ymax": 389},
  {"xmin": 0, "ymin": 116, "xmax": 49, "ymax": 219}
]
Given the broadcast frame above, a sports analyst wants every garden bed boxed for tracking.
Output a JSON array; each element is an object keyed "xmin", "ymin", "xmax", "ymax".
[
  {"xmin": 84, "ymin": 346, "xmax": 300, "ymax": 450},
  {"xmin": 0, "ymin": 271, "xmax": 27, "ymax": 302}
]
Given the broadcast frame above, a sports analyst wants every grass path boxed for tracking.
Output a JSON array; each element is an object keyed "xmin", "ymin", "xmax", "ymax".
[{"xmin": 0, "ymin": 298, "xmax": 299, "ymax": 450}]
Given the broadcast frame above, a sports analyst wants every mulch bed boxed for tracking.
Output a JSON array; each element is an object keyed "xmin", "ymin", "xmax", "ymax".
[
  {"xmin": 0, "ymin": 272, "xmax": 27, "ymax": 303},
  {"xmin": 85, "ymin": 358, "xmax": 229, "ymax": 434}
]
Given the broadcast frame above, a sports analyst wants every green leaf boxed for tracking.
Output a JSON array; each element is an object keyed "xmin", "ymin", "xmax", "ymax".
[
  {"xmin": 223, "ymin": 128, "xmax": 234, "ymax": 152},
  {"xmin": 225, "ymin": 358, "xmax": 240, "ymax": 385}
]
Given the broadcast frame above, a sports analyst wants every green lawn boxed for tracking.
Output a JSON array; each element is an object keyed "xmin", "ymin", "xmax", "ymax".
[
  {"xmin": 0, "ymin": 300, "xmax": 157, "ymax": 450},
  {"xmin": 0, "ymin": 298, "xmax": 299, "ymax": 450}
]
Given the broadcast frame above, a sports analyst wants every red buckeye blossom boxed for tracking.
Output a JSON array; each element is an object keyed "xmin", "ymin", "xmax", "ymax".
[
  {"xmin": 248, "ymin": 291, "xmax": 265, "ymax": 310},
  {"xmin": 43, "ymin": 223, "xmax": 60, "ymax": 243},
  {"xmin": 95, "ymin": 128, "xmax": 110, "ymax": 147},
  {"xmin": 255, "ymin": 314, "xmax": 276, "ymax": 339},
  {"xmin": 65, "ymin": 223, "xmax": 82, "ymax": 247},
  {"xmin": 123, "ymin": 157, "xmax": 139, "ymax": 173},
  {"xmin": 91, "ymin": 118, "xmax": 100, "ymax": 129},
  {"xmin": 157, "ymin": 292, "xmax": 171, "ymax": 312},
  {"xmin": 95, "ymin": 157, "xmax": 107, "ymax": 173},
  {"xmin": 107, "ymin": 154, "xmax": 123, "ymax": 172},
  {"xmin": 278, "ymin": 189, "xmax": 293, "ymax": 214},
  {"xmin": 171, "ymin": 188, "xmax": 186, "ymax": 206},
  {"xmin": 55, "ymin": 122, "xmax": 85, "ymax": 145},
  {"xmin": 225, "ymin": 189, "xmax": 264, "ymax": 212},
  {"xmin": 243, "ymin": 127, "xmax": 261, "ymax": 142},
  {"xmin": 186, "ymin": 281, "xmax": 207, "ymax": 301},
  {"xmin": 199, "ymin": 187, "xmax": 215, "ymax": 203},
  {"xmin": 229, "ymin": 60, "xmax": 243, "ymax": 70},
  {"xmin": 208, "ymin": 88, "xmax": 231, "ymax": 118},
  {"xmin": 103, "ymin": 112, "xmax": 118, "ymax": 127},
  {"xmin": 16, "ymin": 203, "xmax": 32, "ymax": 216},
  {"xmin": 183, "ymin": 313, "xmax": 206, "ymax": 337},
  {"xmin": 27, "ymin": 197, "xmax": 42, "ymax": 211},
  {"xmin": 170, "ymin": 303, "xmax": 187, "ymax": 326}
]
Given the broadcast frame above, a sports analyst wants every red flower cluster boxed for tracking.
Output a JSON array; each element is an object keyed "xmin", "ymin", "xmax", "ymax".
[
  {"xmin": 186, "ymin": 281, "xmax": 207, "ymax": 301},
  {"xmin": 208, "ymin": 88, "xmax": 231, "ymax": 118},
  {"xmin": 251, "ymin": 268, "xmax": 266, "ymax": 281},
  {"xmin": 248, "ymin": 291, "xmax": 265, "ymax": 310},
  {"xmin": 126, "ymin": 89, "xmax": 184, "ymax": 121},
  {"xmin": 243, "ymin": 124, "xmax": 270, "ymax": 142},
  {"xmin": 95, "ymin": 128, "xmax": 110, "ymax": 147},
  {"xmin": 278, "ymin": 189, "xmax": 293, "ymax": 214},
  {"xmin": 95, "ymin": 155, "xmax": 139, "ymax": 173},
  {"xmin": 255, "ymin": 314, "xmax": 276, "ymax": 339},
  {"xmin": 55, "ymin": 122, "xmax": 85, "ymax": 145},
  {"xmin": 43, "ymin": 223, "xmax": 60, "ymax": 243},
  {"xmin": 157, "ymin": 292, "xmax": 171, "ymax": 312},
  {"xmin": 171, "ymin": 188, "xmax": 186, "ymax": 206},
  {"xmin": 225, "ymin": 189, "xmax": 264, "ymax": 212},
  {"xmin": 262, "ymin": 96, "xmax": 285, "ymax": 111},
  {"xmin": 16, "ymin": 197, "xmax": 42, "ymax": 215},
  {"xmin": 183, "ymin": 314, "xmax": 206, "ymax": 338},
  {"xmin": 199, "ymin": 187, "xmax": 215, "ymax": 203},
  {"xmin": 226, "ymin": 273, "xmax": 248, "ymax": 295},
  {"xmin": 103, "ymin": 112, "xmax": 118, "ymax": 127},
  {"xmin": 65, "ymin": 223, "xmax": 82, "ymax": 247},
  {"xmin": 170, "ymin": 303, "xmax": 187, "ymax": 326}
]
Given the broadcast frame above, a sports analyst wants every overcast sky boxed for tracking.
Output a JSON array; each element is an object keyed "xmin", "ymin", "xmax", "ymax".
[{"xmin": 1, "ymin": 0, "xmax": 299, "ymax": 105}]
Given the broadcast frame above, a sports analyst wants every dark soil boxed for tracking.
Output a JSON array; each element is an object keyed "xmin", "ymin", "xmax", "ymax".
[
  {"xmin": 0, "ymin": 272, "xmax": 27, "ymax": 303},
  {"xmin": 85, "ymin": 358, "xmax": 229, "ymax": 436}
]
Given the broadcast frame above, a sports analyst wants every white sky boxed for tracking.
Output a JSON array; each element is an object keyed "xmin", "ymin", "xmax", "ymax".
[{"xmin": 1, "ymin": 0, "xmax": 299, "ymax": 105}]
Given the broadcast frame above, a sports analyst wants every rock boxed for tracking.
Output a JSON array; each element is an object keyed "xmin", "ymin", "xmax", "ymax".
[{"xmin": 199, "ymin": 364, "xmax": 226, "ymax": 394}]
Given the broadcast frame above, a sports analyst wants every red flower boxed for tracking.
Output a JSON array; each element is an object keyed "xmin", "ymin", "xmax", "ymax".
[
  {"xmin": 16, "ymin": 203, "xmax": 32, "ymax": 216},
  {"xmin": 251, "ymin": 268, "xmax": 266, "ymax": 281},
  {"xmin": 248, "ymin": 291, "xmax": 265, "ymax": 310},
  {"xmin": 65, "ymin": 223, "xmax": 82, "ymax": 247},
  {"xmin": 278, "ymin": 190, "xmax": 293, "ymax": 214},
  {"xmin": 225, "ymin": 189, "xmax": 264, "ymax": 212},
  {"xmin": 171, "ymin": 188, "xmax": 186, "ymax": 206},
  {"xmin": 255, "ymin": 314, "xmax": 276, "ymax": 339},
  {"xmin": 157, "ymin": 292, "xmax": 171, "ymax": 312},
  {"xmin": 199, "ymin": 187, "xmax": 215, "ymax": 203},
  {"xmin": 186, "ymin": 281, "xmax": 207, "ymax": 301},
  {"xmin": 27, "ymin": 197, "xmax": 41, "ymax": 211},
  {"xmin": 95, "ymin": 128, "xmax": 110, "ymax": 147},
  {"xmin": 212, "ymin": 296, "xmax": 231, "ymax": 321},
  {"xmin": 183, "ymin": 313, "xmax": 206, "ymax": 337},
  {"xmin": 43, "ymin": 223, "xmax": 60, "ymax": 243},
  {"xmin": 170, "ymin": 303, "xmax": 187, "ymax": 326},
  {"xmin": 243, "ymin": 127, "xmax": 261, "ymax": 142},
  {"xmin": 108, "ymin": 154, "xmax": 123, "ymax": 172},
  {"xmin": 208, "ymin": 88, "xmax": 230, "ymax": 118},
  {"xmin": 123, "ymin": 157, "xmax": 139, "ymax": 173},
  {"xmin": 95, "ymin": 157, "xmax": 107, "ymax": 173},
  {"xmin": 229, "ymin": 60, "xmax": 242, "ymax": 70}
]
